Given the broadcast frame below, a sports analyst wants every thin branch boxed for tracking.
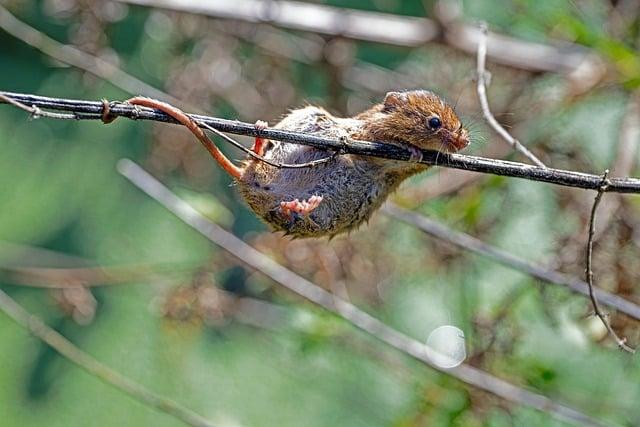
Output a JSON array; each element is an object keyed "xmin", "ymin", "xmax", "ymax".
[
  {"xmin": 585, "ymin": 171, "xmax": 635, "ymax": 353},
  {"xmin": 115, "ymin": 0, "xmax": 604, "ymax": 78},
  {"xmin": 383, "ymin": 203, "xmax": 640, "ymax": 321},
  {"xmin": 2, "ymin": 91, "xmax": 640, "ymax": 194},
  {"xmin": 0, "ymin": 288, "xmax": 216, "ymax": 427},
  {"xmin": 0, "ymin": 245, "xmax": 293, "ymax": 333},
  {"xmin": 475, "ymin": 24, "xmax": 546, "ymax": 168},
  {"xmin": 0, "ymin": 93, "xmax": 78, "ymax": 120},
  {"xmin": 0, "ymin": 5, "xmax": 189, "ymax": 109},
  {"xmin": 0, "ymin": 240, "xmax": 90, "ymax": 267},
  {"xmin": 0, "ymin": 262, "xmax": 204, "ymax": 288},
  {"xmin": 592, "ymin": 95, "xmax": 640, "ymax": 239},
  {"xmin": 199, "ymin": 121, "xmax": 337, "ymax": 169},
  {"xmin": 117, "ymin": 158, "xmax": 604, "ymax": 427}
]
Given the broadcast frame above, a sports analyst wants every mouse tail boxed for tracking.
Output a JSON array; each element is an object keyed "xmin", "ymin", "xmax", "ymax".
[{"xmin": 126, "ymin": 97, "xmax": 242, "ymax": 180}]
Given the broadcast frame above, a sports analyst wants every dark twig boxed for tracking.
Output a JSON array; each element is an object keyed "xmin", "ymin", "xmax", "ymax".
[
  {"xmin": 117, "ymin": 158, "xmax": 603, "ymax": 427},
  {"xmin": 0, "ymin": 288, "xmax": 217, "ymax": 427},
  {"xmin": 199, "ymin": 121, "xmax": 337, "ymax": 169},
  {"xmin": 0, "ymin": 93, "xmax": 77, "ymax": 120},
  {"xmin": 383, "ymin": 203, "xmax": 640, "ymax": 321},
  {"xmin": 585, "ymin": 171, "xmax": 635, "ymax": 353},
  {"xmin": 475, "ymin": 24, "xmax": 546, "ymax": 168},
  {"xmin": 2, "ymin": 91, "xmax": 640, "ymax": 194}
]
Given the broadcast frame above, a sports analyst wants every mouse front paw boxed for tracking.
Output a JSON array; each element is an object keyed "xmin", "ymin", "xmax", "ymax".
[
  {"xmin": 407, "ymin": 145, "xmax": 423, "ymax": 163},
  {"xmin": 252, "ymin": 120, "xmax": 269, "ymax": 156}
]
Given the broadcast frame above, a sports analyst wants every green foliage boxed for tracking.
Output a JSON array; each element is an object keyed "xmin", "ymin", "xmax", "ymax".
[{"xmin": 1, "ymin": 1, "xmax": 639, "ymax": 426}]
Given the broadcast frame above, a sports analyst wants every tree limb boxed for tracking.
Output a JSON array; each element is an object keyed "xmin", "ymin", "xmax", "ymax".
[{"xmin": 2, "ymin": 91, "xmax": 640, "ymax": 194}]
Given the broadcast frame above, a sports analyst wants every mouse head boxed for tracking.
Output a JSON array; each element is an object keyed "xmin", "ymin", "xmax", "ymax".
[{"xmin": 369, "ymin": 90, "xmax": 469, "ymax": 153}]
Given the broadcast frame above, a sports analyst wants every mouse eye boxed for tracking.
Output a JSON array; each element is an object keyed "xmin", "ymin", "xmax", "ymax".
[{"xmin": 427, "ymin": 117, "xmax": 442, "ymax": 130}]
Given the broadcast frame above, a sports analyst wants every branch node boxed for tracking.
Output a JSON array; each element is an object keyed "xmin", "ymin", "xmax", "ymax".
[
  {"xmin": 121, "ymin": 100, "xmax": 142, "ymax": 121},
  {"xmin": 599, "ymin": 169, "xmax": 611, "ymax": 192},
  {"xmin": 100, "ymin": 98, "xmax": 117, "ymax": 124},
  {"xmin": 29, "ymin": 104, "xmax": 42, "ymax": 120},
  {"xmin": 338, "ymin": 135, "xmax": 350, "ymax": 153}
]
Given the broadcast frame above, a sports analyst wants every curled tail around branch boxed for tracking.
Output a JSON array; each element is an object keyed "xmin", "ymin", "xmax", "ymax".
[{"xmin": 125, "ymin": 97, "xmax": 243, "ymax": 180}]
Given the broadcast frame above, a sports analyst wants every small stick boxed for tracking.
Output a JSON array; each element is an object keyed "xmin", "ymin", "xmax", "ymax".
[
  {"xmin": 476, "ymin": 23, "xmax": 546, "ymax": 168},
  {"xmin": 585, "ymin": 170, "xmax": 635, "ymax": 353},
  {"xmin": 383, "ymin": 203, "xmax": 640, "ymax": 321},
  {"xmin": 198, "ymin": 121, "xmax": 337, "ymax": 169},
  {"xmin": 0, "ymin": 93, "xmax": 77, "ymax": 120},
  {"xmin": 0, "ymin": 288, "xmax": 217, "ymax": 427}
]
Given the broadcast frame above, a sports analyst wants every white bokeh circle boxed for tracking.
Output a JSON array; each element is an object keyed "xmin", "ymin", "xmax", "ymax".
[{"xmin": 426, "ymin": 325, "xmax": 466, "ymax": 369}]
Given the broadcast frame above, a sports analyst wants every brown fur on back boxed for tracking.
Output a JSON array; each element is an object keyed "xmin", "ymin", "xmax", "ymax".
[{"xmin": 238, "ymin": 90, "xmax": 467, "ymax": 238}]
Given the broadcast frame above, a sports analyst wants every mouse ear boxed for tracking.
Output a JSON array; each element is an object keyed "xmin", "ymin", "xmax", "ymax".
[{"xmin": 383, "ymin": 91, "xmax": 407, "ymax": 112}]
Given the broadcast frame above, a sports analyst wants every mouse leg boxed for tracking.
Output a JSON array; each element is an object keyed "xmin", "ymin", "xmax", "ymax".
[
  {"xmin": 252, "ymin": 120, "xmax": 269, "ymax": 156},
  {"xmin": 279, "ymin": 195, "xmax": 323, "ymax": 218}
]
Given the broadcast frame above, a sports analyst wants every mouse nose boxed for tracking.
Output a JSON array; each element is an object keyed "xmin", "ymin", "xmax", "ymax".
[{"xmin": 449, "ymin": 129, "xmax": 469, "ymax": 151}]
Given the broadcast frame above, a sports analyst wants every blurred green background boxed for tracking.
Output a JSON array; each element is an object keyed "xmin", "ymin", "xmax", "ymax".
[{"xmin": 1, "ymin": 0, "xmax": 640, "ymax": 426}]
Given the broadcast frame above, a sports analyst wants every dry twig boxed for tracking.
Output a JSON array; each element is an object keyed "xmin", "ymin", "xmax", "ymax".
[
  {"xmin": 199, "ymin": 121, "xmax": 337, "ymax": 169},
  {"xmin": 585, "ymin": 171, "xmax": 635, "ymax": 353},
  {"xmin": 592, "ymin": 95, "xmax": 640, "ymax": 239},
  {"xmin": 0, "ymin": 93, "xmax": 77, "ymax": 120},
  {"xmin": 0, "ymin": 288, "xmax": 217, "ymax": 427},
  {"xmin": 0, "ymin": 5, "xmax": 186, "ymax": 109},
  {"xmin": 0, "ymin": 263, "xmax": 202, "ymax": 288},
  {"xmin": 117, "ymin": 158, "xmax": 603, "ymax": 427},
  {"xmin": 475, "ymin": 24, "xmax": 546, "ymax": 168},
  {"xmin": 383, "ymin": 204, "xmax": 640, "ymax": 321}
]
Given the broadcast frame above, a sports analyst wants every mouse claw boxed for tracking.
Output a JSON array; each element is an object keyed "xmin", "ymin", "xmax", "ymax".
[
  {"xmin": 407, "ymin": 145, "xmax": 423, "ymax": 163},
  {"xmin": 252, "ymin": 120, "xmax": 269, "ymax": 156},
  {"xmin": 280, "ymin": 195, "xmax": 323, "ymax": 218}
]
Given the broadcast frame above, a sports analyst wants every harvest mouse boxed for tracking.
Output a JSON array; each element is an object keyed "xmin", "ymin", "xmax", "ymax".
[{"xmin": 125, "ymin": 90, "xmax": 469, "ymax": 238}]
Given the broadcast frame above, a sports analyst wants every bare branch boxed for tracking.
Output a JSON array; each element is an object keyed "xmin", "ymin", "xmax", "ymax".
[
  {"xmin": 475, "ymin": 24, "xmax": 546, "ymax": 168},
  {"xmin": 592, "ymin": 95, "xmax": 640, "ymax": 239},
  {"xmin": 0, "ymin": 288, "xmax": 217, "ymax": 427},
  {"xmin": 0, "ymin": 262, "xmax": 203, "ymax": 288},
  {"xmin": 0, "ymin": 93, "xmax": 78, "ymax": 120},
  {"xmin": 3, "ymin": 91, "xmax": 640, "ymax": 194},
  {"xmin": 383, "ymin": 203, "xmax": 640, "ymax": 321},
  {"xmin": 0, "ymin": 240, "xmax": 90, "ymax": 267},
  {"xmin": 199, "ymin": 121, "xmax": 337, "ymax": 170},
  {"xmin": 115, "ymin": 0, "xmax": 605, "ymax": 79},
  {"xmin": 117, "ymin": 158, "xmax": 604, "ymax": 427},
  {"xmin": 585, "ymin": 171, "xmax": 635, "ymax": 353},
  {"xmin": 0, "ymin": 5, "xmax": 189, "ymax": 109}
]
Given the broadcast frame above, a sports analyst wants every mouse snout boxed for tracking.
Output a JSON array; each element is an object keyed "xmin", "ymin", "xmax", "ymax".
[{"xmin": 443, "ymin": 128, "xmax": 469, "ymax": 152}]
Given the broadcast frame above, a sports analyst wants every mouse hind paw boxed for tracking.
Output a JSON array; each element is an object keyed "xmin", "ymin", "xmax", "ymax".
[{"xmin": 279, "ymin": 195, "xmax": 323, "ymax": 218}]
